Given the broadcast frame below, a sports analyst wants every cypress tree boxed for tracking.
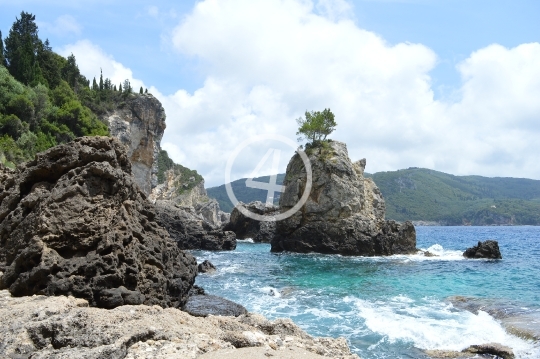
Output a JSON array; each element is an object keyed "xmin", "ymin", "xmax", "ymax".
[
  {"xmin": 118, "ymin": 83, "xmax": 122, "ymax": 92},
  {"xmin": 0, "ymin": 30, "xmax": 5, "ymax": 67},
  {"xmin": 113, "ymin": 84, "xmax": 117, "ymax": 91},
  {"xmin": 139, "ymin": 86, "xmax": 143, "ymax": 94},
  {"xmin": 92, "ymin": 77, "xmax": 98, "ymax": 91},
  {"xmin": 145, "ymin": 88, "xmax": 148, "ymax": 94},
  {"xmin": 99, "ymin": 69, "xmax": 104, "ymax": 91}
]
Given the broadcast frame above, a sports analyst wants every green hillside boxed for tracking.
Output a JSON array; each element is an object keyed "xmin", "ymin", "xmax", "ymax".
[
  {"xmin": 207, "ymin": 168, "xmax": 540, "ymax": 225},
  {"xmin": 207, "ymin": 174, "xmax": 285, "ymax": 212},
  {"xmin": 367, "ymin": 168, "xmax": 540, "ymax": 225}
]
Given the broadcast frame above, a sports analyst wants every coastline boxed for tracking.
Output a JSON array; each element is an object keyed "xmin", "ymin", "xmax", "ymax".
[{"xmin": 0, "ymin": 285, "xmax": 359, "ymax": 359}]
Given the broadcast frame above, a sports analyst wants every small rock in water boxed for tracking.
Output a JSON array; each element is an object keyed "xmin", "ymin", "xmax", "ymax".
[
  {"xmin": 198, "ymin": 260, "xmax": 217, "ymax": 273},
  {"xmin": 463, "ymin": 342, "xmax": 515, "ymax": 359},
  {"xmin": 463, "ymin": 240, "xmax": 502, "ymax": 259},
  {"xmin": 424, "ymin": 251, "xmax": 438, "ymax": 257}
]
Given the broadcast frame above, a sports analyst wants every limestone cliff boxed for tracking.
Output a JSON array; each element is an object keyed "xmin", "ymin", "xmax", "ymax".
[
  {"xmin": 103, "ymin": 94, "xmax": 166, "ymax": 195},
  {"xmin": 272, "ymin": 140, "xmax": 416, "ymax": 256}
]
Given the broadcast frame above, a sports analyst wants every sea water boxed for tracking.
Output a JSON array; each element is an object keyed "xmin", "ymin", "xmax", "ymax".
[{"xmin": 191, "ymin": 226, "xmax": 540, "ymax": 358}]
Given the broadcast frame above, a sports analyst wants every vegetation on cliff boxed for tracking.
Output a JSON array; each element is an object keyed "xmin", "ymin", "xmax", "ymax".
[
  {"xmin": 157, "ymin": 149, "xmax": 203, "ymax": 195},
  {"xmin": 0, "ymin": 11, "xmax": 146, "ymax": 168}
]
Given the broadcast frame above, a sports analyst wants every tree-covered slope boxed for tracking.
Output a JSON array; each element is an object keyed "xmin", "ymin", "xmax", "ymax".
[
  {"xmin": 0, "ymin": 11, "xmax": 148, "ymax": 168},
  {"xmin": 207, "ymin": 168, "xmax": 540, "ymax": 225},
  {"xmin": 367, "ymin": 168, "xmax": 540, "ymax": 225}
]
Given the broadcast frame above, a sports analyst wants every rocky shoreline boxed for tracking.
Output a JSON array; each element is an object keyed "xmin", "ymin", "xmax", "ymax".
[{"xmin": 0, "ymin": 286, "xmax": 358, "ymax": 359}]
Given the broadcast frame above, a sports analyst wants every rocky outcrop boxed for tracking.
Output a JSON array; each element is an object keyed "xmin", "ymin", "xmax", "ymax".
[
  {"xmin": 271, "ymin": 140, "xmax": 416, "ymax": 256},
  {"xmin": 104, "ymin": 94, "xmax": 166, "ymax": 195},
  {"xmin": 183, "ymin": 294, "xmax": 248, "ymax": 317},
  {"xmin": 225, "ymin": 201, "xmax": 280, "ymax": 242},
  {"xmin": 198, "ymin": 260, "xmax": 216, "ymax": 273},
  {"xmin": 154, "ymin": 200, "xmax": 236, "ymax": 250},
  {"xmin": 463, "ymin": 240, "xmax": 502, "ymax": 259},
  {"xmin": 151, "ymin": 172, "xmax": 208, "ymax": 207},
  {"xmin": 0, "ymin": 289, "xmax": 359, "ymax": 358},
  {"xmin": 0, "ymin": 137, "xmax": 197, "ymax": 308},
  {"xmin": 426, "ymin": 343, "xmax": 514, "ymax": 359}
]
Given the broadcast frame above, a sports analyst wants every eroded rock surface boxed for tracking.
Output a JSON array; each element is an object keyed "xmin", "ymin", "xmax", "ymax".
[
  {"xmin": 0, "ymin": 290, "xmax": 359, "ymax": 359},
  {"xmin": 224, "ymin": 201, "xmax": 280, "ymax": 243},
  {"xmin": 104, "ymin": 94, "xmax": 166, "ymax": 195},
  {"xmin": 154, "ymin": 200, "xmax": 236, "ymax": 250},
  {"xmin": 0, "ymin": 137, "xmax": 197, "ymax": 308},
  {"xmin": 271, "ymin": 141, "xmax": 416, "ymax": 256},
  {"xmin": 463, "ymin": 240, "xmax": 502, "ymax": 259}
]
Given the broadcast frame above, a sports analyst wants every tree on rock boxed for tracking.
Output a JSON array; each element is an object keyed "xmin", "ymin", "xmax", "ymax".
[{"xmin": 296, "ymin": 108, "xmax": 337, "ymax": 143}]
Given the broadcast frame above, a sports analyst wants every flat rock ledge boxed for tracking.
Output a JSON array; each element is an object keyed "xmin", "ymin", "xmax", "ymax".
[{"xmin": 0, "ymin": 289, "xmax": 360, "ymax": 359}]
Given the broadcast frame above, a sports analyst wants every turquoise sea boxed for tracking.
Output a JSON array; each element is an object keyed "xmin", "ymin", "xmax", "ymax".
[{"xmin": 192, "ymin": 226, "xmax": 540, "ymax": 358}]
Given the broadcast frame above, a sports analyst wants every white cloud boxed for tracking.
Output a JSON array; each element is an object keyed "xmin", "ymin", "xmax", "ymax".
[
  {"xmin": 58, "ymin": 40, "xmax": 146, "ymax": 91},
  {"xmin": 60, "ymin": 0, "xmax": 540, "ymax": 186},
  {"xmin": 39, "ymin": 14, "xmax": 82, "ymax": 36}
]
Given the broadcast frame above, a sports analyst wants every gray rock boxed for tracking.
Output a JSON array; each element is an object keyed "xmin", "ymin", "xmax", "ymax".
[
  {"xmin": 0, "ymin": 137, "xmax": 197, "ymax": 309},
  {"xmin": 224, "ymin": 201, "xmax": 280, "ymax": 243},
  {"xmin": 183, "ymin": 294, "xmax": 248, "ymax": 317},
  {"xmin": 154, "ymin": 200, "xmax": 236, "ymax": 250},
  {"xmin": 104, "ymin": 94, "xmax": 166, "ymax": 195},
  {"xmin": 198, "ymin": 260, "xmax": 216, "ymax": 273},
  {"xmin": 463, "ymin": 240, "xmax": 502, "ymax": 259},
  {"xmin": 271, "ymin": 140, "xmax": 416, "ymax": 256},
  {"xmin": 464, "ymin": 343, "xmax": 514, "ymax": 359}
]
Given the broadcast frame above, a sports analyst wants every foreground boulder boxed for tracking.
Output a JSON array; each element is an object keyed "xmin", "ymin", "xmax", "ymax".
[
  {"xmin": 224, "ymin": 201, "xmax": 280, "ymax": 242},
  {"xmin": 183, "ymin": 294, "xmax": 248, "ymax": 317},
  {"xmin": 463, "ymin": 240, "xmax": 502, "ymax": 259},
  {"xmin": 0, "ymin": 289, "xmax": 359, "ymax": 358},
  {"xmin": 154, "ymin": 200, "xmax": 236, "ymax": 250},
  {"xmin": 272, "ymin": 141, "xmax": 416, "ymax": 256},
  {"xmin": 0, "ymin": 137, "xmax": 197, "ymax": 308}
]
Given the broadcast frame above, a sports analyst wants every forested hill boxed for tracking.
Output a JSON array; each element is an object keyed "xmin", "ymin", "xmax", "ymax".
[
  {"xmin": 0, "ymin": 11, "xmax": 148, "ymax": 168},
  {"xmin": 207, "ymin": 169, "xmax": 540, "ymax": 225}
]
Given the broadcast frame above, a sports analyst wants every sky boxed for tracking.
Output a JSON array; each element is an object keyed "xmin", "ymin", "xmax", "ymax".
[{"xmin": 1, "ymin": 0, "xmax": 539, "ymax": 187}]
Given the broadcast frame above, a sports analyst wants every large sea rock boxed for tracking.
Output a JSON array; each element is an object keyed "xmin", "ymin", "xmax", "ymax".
[
  {"xmin": 271, "ymin": 140, "xmax": 417, "ymax": 256},
  {"xmin": 0, "ymin": 136, "xmax": 197, "ymax": 308},
  {"xmin": 463, "ymin": 240, "xmax": 502, "ymax": 259}
]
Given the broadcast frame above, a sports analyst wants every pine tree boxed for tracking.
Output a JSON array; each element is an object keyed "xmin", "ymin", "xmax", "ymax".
[
  {"xmin": 139, "ymin": 86, "xmax": 143, "ymax": 94},
  {"xmin": 4, "ymin": 12, "xmax": 42, "ymax": 85}
]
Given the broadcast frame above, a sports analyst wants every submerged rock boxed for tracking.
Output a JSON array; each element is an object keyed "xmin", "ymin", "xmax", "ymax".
[
  {"xmin": 154, "ymin": 200, "xmax": 236, "ymax": 250},
  {"xmin": 271, "ymin": 140, "xmax": 416, "ymax": 256},
  {"xmin": 463, "ymin": 240, "xmax": 502, "ymax": 259},
  {"xmin": 224, "ymin": 201, "xmax": 280, "ymax": 243},
  {"xmin": 0, "ymin": 137, "xmax": 197, "ymax": 308}
]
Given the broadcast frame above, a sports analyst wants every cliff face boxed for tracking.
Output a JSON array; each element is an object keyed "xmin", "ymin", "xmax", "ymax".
[
  {"xmin": 103, "ymin": 94, "xmax": 166, "ymax": 195},
  {"xmin": 272, "ymin": 140, "xmax": 416, "ymax": 256}
]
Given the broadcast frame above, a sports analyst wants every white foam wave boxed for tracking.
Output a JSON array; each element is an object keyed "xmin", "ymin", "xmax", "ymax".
[
  {"xmin": 304, "ymin": 307, "xmax": 343, "ymax": 319},
  {"xmin": 258, "ymin": 286, "xmax": 282, "ymax": 298},
  {"xmin": 345, "ymin": 296, "xmax": 540, "ymax": 358},
  {"xmin": 237, "ymin": 238, "xmax": 254, "ymax": 243}
]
